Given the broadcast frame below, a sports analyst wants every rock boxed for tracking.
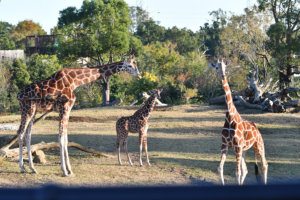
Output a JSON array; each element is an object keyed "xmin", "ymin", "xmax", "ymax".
[
  {"xmin": 0, "ymin": 123, "xmax": 19, "ymax": 131},
  {"xmin": 33, "ymin": 150, "xmax": 46, "ymax": 164}
]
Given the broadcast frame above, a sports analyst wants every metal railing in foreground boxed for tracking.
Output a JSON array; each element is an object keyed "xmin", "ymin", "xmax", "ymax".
[{"xmin": 0, "ymin": 182, "xmax": 300, "ymax": 200}]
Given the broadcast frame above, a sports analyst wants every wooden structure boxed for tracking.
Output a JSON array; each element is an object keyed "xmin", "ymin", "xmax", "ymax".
[{"xmin": 25, "ymin": 35, "xmax": 58, "ymax": 56}]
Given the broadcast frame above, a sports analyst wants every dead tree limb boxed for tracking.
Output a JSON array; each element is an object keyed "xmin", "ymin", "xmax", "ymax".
[
  {"xmin": 235, "ymin": 96, "xmax": 264, "ymax": 110},
  {"xmin": 0, "ymin": 141, "xmax": 109, "ymax": 159}
]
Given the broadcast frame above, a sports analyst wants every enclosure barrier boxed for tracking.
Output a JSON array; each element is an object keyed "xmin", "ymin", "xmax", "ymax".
[{"xmin": 1, "ymin": 182, "xmax": 300, "ymax": 200}]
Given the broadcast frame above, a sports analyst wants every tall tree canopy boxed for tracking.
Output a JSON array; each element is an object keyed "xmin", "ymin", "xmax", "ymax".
[
  {"xmin": 0, "ymin": 21, "xmax": 15, "ymax": 50},
  {"xmin": 258, "ymin": 0, "xmax": 300, "ymax": 89},
  {"xmin": 11, "ymin": 20, "xmax": 46, "ymax": 49},
  {"xmin": 57, "ymin": 0, "xmax": 133, "ymax": 105}
]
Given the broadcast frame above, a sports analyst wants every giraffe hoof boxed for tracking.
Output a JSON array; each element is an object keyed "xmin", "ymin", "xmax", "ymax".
[
  {"xmin": 31, "ymin": 169, "xmax": 38, "ymax": 174},
  {"xmin": 20, "ymin": 168, "xmax": 27, "ymax": 173}
]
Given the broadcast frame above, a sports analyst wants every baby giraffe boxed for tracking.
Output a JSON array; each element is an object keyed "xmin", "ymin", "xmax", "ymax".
[
  {"xmin": 209, "ymin": 59, "xmax": 268, "ymax": 185},
  {"xmin": 116, "ymin": 90, "xmax": 161, "ymax": 166}
]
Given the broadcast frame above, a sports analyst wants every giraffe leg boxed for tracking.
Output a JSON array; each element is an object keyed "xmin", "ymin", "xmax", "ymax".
[
  {"xmin": 64, "ymin": 133, "xmax": 73, "ymax": 175},
  {"xmin": 58, "ymin": 109, "xmax": 71, "ymax": 177},
  {"xmin": 240, "ymin": 151, "xmax": 248, "ymax": 185},
  {"xmin": 138, "ymin": 132, "xmax": 144, "ymax": 167},
  {"xmin": 235, "ymin": 148, "xmax": 243, "ymax": 185},
  {"xmin": 18, "ymin": 105, "xmax": 35, "ymax": 173},
  {"xmin": 123, "ymin": 140, "xmax": 133, "ymax": 166},
  {"xmin": 143, "ymin": 136, "xmax": 151, "ymax": 166},
  {"xmin": 143, "ymin": 124, "xmax": 151, "ymax": 166},
  {"xmin": 25, "ymin": 113, "xmax": 38, "ymax": 174},
  {"xmin": 116, "ymin": 139, "xmax": 122, "ymax": 165},
  {"xmin": 218, "ymin": 147, "xmax": 228, "ymax": 185},
  {"xmin": 255, "ymin": 142, "xmax": 268, "ymax": 184}
]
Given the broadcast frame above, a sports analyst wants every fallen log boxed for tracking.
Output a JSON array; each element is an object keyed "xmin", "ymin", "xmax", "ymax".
[
  {"xmin": 0, "ymin": 141, "xmax": 109, "ymax": 159},
  {"xmin": 209, "ymin": 88, "xmax": 251, "ymax": 105},
  {"xmin": 235, "ymin": 96, "xmax": 264, "ymax": 110}
]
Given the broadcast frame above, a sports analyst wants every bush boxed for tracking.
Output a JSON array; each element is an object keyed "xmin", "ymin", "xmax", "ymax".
[{"xmin": 27, "ymin": 54, "xmax": 62, "ymax": 82}]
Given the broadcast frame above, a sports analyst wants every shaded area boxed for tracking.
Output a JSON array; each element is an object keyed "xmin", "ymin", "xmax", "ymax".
[{"xmin": 45, "ymin": 116, "xmax": 119, "ymax": 123}]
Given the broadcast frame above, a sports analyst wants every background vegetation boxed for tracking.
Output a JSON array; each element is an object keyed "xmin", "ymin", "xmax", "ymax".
[{"xmin": 0, "ymin": 0, "xmax": 299, "ymax": 114}]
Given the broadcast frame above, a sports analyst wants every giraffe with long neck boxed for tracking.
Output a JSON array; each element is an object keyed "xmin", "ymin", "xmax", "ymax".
[
  {"xmin": 116, "ymin": 90, "xmax": 161, "ymax": 166},
  {"xmin": 209, "ymin": 59, "xmax": 268, "ymax": 185},
  {"xmin": 17, "ymin": 56, "xmax": 140, "ymax": 176}
]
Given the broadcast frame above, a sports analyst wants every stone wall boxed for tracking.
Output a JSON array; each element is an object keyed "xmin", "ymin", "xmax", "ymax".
[{"xmin": 0, "ymin": 50, "xmax": 24, "ymax": 62}]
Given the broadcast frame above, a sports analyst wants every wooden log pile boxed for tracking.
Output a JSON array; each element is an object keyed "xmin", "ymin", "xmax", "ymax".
[{"xmin": 210, "ymin": 66, "xmax": 300, "ymax": 113}]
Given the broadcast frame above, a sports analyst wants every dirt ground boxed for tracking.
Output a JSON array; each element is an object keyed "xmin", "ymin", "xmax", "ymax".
[{"xmin": 0, "ymin": 104, "xmax": 299, "ymax": 187}]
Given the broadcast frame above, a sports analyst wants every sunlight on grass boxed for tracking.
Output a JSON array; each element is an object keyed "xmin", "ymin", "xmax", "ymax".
[{"xmin": 0, "ymin": 105, "xmax": 299, "ymax": 186}]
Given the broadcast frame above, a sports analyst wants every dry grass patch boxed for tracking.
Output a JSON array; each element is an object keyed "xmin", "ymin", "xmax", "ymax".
[{"xmin": 0, "ymin": 104, "xmax": 299, "ymax": 187}]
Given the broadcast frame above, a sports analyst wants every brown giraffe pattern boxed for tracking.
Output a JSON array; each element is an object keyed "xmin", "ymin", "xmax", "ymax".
[
  {"xmin": 116, "ymin": 90, "xmax": 161, "ymax": 166},
  {"xmin": 209, "ymin": 60, "xmax": 268, "ymax": 185},
  {"xmin": 16, "ymin": 56, "xmax": 140, "ymax": 176}
]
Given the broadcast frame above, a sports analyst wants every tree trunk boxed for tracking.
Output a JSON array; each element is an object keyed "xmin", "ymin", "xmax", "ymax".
[
  {"xmin": 0, "ymin": 141, "xmax": 109, "ymax": 159},
  {"xmin": 101, "ymin": 76, "xmax": 111, "ymax": 106}
]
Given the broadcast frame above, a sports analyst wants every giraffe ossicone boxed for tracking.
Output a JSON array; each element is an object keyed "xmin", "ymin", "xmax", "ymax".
[
  {"xmin": 210, "ymin": 59, "xmax": 268, "ymax": 185},
  {"xmin": 116, "ymin": 89, "xmax": 161, "ymax": 166},
  {"xmin": 16, "ymin": 56, "xmax": 140, "ymax": 176}
]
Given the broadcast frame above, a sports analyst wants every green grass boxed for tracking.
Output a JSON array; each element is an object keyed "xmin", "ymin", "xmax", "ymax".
[{"xmin": 0, "ymin": 104, "xmax": 299, "ymax": 187}]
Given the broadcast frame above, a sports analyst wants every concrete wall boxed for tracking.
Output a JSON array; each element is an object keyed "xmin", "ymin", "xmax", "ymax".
[{"xmin": 0, "ymin": 50, "xmax": 24, "ymax": 62}]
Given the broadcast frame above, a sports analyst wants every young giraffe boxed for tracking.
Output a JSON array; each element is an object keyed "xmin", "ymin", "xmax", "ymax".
[
  {"xmin": 116, "ymin": 90, "xmax": 161, "ymax": 166},
  {"xmin": 17, "ymin": 56, "xmax": 140, "ymax": 176},
  {"xmin": 209, "ymin": 59, "xmax": 268, "ymax": 185}
]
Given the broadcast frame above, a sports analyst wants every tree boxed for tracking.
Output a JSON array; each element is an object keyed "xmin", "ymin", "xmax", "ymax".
[
  {"xmin": 4, "ymin": 59, "xmax": 31, "ymax": 112},
  {"xmin": 26, "ymin": 54, "xmax": 62, "ymax": 82},
  {"xmin": 129, "ymin": 6, "xmax": 149, "ymax": 33},
  {"xmin": 57, "ymin": 0, "xmax": 132, "ymax": 105},
  {"xmin": 135, "ymin": 18, "xmax": 166, "ymax": 45},
  {"xmin": 0, "ymin": 64, "xmax": 9, "ymax": 113},
  {"xmin": 165, "ymin": 27, "xmax": 200, "ymax": 55},
  {"xmin": 199, "ymin": 9, "xmax": 228, "ymax": 58},
  {"xmin": 141, "ymin": 41, "xmax": 181, "ymax": 78},
  {"xmin": 11, "ymin": 20, "xmax": 46, "ymax": 49},
  {"xmin": 0, "ymin": 21, "xmax": 15, "ymax": 50},
  {"xmin": 258, "ymin": 0, "xmax": 300, "ymax": 89}
]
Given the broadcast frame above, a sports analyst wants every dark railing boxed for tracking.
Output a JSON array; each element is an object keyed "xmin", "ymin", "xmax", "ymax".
[{"xmin": 1, "ymin": 182, "xmax": 300, "ymax": 200}]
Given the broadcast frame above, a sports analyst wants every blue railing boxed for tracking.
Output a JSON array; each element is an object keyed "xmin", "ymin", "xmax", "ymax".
[{"xmin": 1, "ymin": 182, "xmax": 300, "ymax": 200}]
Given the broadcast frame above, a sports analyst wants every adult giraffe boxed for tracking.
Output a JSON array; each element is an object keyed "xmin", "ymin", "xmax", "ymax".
[
  {"xmin": 209, "ymin": 59, "xmax": 268, "ymax": 185},
  {"xmin": 17, "ymin": 56, "xmax": 141, "ymax": 176}
]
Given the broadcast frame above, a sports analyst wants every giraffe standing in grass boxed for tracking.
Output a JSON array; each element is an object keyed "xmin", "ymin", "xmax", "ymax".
[
  {"xmin": 209, "ymin": 59, "xmax": 268, "ymax": 185},
  {"xmin": 116, "ymin": 90, "xmax": 161, "ymax": 166},
  {"xmin": 16, "ymin": 56, "xmax": 140, "ymax": 176}
]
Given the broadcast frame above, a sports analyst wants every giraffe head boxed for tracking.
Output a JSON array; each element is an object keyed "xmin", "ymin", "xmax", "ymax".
[
  {"xmin": 121, "ymin": 55, "xmax": 141, "ymax": 79},
  {"xmin": 149, "ymin": 89, "xmax": 162, "ymax": 99},
  {"xmin": 209, "ymin": 59, "xmax": 229, "ymax": 79}
]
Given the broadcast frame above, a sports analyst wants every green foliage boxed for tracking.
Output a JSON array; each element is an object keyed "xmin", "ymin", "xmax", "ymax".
[
  {"xmin": 27, "ymin": 54, "xmax": 62, "ymax": 82},
  {"xmin": 257, "ymin": 0, "xmax": 300, "ymax": 89},
  {"xmin": 141, "ymin": 41, "xmax": 182, "ymax": 78},
  {"xmin": 57, "ymin": 0, "xmax": 131, "ymax": 63},
  {"xmin": 11, "ymin": 20, "xmax": 46, "ymax": 49},
  {"xmin": 0, "ymin": 64, "xmax": 9, "ymax": 113},
  {"xmin": 5, "ymin": 59, "xmax": 30, "ymax": 91},
  {"xmin": 199, "ymin": 9, "xmax": 228, "ymax": 58},
  {"xmin": 165, "ymin": 27, "xmax": 200, "ymax": 55},
  {"xmin": 0, "ymin": 21, "xmax": 15, "ymax": 50},
  {"xmin": 3, "ymin": 59, "xmax": 31, "ymax": 112},
  {"xmin": 136, "ymin": 19, "xmax": 166, "ymax": 45},
  {"xmin": 184, "ymin": 88, "xmax": 197, "ymax": 101}
]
